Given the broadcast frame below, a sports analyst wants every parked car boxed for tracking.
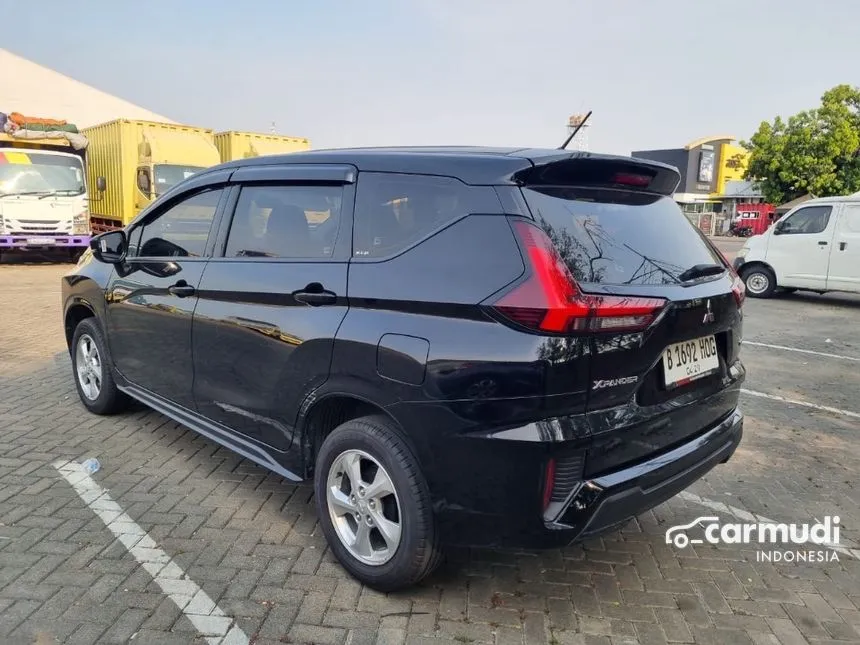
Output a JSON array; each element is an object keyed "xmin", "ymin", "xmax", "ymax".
[
  {"xmin": 734, "ymin": 195, "xmax": 860, "ymax": 298},
  {"xmin": 62, "ymin": 147, "xmax": 746, "ymax": 590}
]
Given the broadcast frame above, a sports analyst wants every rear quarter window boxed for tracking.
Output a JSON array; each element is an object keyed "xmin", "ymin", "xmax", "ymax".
[
  {"xmin": 353, "ymin": 172, "xmax": 501, "ymax": 259},
  {"xmin": 521, "ymin": 186, "xmax": 723, "ymax": 286}
]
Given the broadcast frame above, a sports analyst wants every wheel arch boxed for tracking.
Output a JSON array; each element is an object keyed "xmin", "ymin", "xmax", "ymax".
[
  {"xmin": 297, "ymin": 387, "xmax": 416, "ymax": 479},
  {"xmin": 64, "ymin": 300, "xmax": 97, "ymax": 350},
  {"xmin": 739, "ymin": 260, "xmax": 777, "ymax": 281}
]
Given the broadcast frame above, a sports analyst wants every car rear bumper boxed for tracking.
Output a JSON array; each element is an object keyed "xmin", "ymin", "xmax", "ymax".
[
  {"xmin": 548, "ymin": 408, "xmax": 742, "ymax": 540},
  {"xmin": 435, "ymin": 408, "xmax": 743, "ymax": 549}
]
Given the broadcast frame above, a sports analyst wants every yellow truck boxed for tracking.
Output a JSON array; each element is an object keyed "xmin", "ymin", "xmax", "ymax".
[
  {"xmin": 214, "ymin": 130, "xmax": 310, "ymax": 163},
  {"xmin": 83, "ymin": 119, "xmax": 221, "ymax": 231}
]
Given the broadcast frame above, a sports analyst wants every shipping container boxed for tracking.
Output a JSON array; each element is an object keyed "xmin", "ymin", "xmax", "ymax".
[
  {"xmin": 82, "ymin": 119, "xmax": 220, "ymax": 230},
  {"xmin": 214, "ymin": 130, "xmax": 310, "ymax": 163}
]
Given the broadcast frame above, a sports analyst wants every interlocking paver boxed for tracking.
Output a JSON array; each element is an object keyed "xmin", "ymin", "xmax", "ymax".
[{"xmin": 2, "ymin": 262, "xmax": 860, "ymax": 644}]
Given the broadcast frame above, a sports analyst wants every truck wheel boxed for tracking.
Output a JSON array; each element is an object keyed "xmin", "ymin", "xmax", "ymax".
[
  {"xmin": 741, "ymin": 265, "xmax": 777, "ymax": 298},
  {"xmin": 314, "ymin": 415, "xmax": 442, "ymax": 591},
  {"xmin": 71, "ymin": 318, "xmax": 131, "ymax": 415}
]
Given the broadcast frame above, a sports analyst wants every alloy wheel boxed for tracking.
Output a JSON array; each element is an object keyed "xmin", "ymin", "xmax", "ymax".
[
  {"xmin": 75, "ymin": 334, "xmax": 103, "ymax": 400},
  {"xmin": 326, "ymin": 449, "xmax": 402, "ymax": 565}
]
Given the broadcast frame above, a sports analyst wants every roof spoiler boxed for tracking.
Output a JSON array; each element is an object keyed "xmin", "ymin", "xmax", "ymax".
[{"xmin": 514, "ymin": 154, "xmax": 681, "ymax": 196}]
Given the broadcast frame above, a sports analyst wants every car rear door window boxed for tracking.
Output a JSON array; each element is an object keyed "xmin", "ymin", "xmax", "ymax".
[
  {"xmin": 133, "ymin": 188, "xmax": 223, "ymax": 258},
  {"xmin": 521, "ymin": 186, "xmax": 724, "ymax": 286},
  {"xmin": 224, "ymin": 185, "xmax": 343, "ymax": 259},
  {"xmin": 353, "ymin": 172, "xmax": 500, "ymax": 258}
]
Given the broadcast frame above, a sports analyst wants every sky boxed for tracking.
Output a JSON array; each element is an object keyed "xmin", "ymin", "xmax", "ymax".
[{"xmin": 6, "ymin": 0, "xmax": 860, "ymax": 155}]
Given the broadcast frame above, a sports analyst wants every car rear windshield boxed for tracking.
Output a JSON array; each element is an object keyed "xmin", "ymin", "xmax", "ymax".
[{"xmin": 520, "ymin": 186, "xmax": 723, "ymax": 286}]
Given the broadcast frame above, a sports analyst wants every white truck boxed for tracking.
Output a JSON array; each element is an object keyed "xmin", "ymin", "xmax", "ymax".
[{"xmin": 0, "ymin": 111, "xmax": 91, "ymax": 261}]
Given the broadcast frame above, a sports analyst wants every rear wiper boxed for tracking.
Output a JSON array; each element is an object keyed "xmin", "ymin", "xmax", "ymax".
[{"xmin": 677, "ymin": 263, "xmax": 726, "ymax": 283}]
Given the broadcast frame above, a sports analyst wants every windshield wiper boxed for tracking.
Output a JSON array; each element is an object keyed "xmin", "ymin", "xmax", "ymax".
[
  {"xmin": 37, "ymin": 191, "xmax": 59, "ymax": 200},
  {"xmin": 0, "ymin": 191, "xmax": 54, "ymax": 198},
  {"xmin": 677, "ymin": 263, "xmax": 726, "ymax": 283}
]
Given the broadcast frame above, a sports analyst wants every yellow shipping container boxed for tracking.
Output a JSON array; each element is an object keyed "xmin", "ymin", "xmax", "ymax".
[
  {"xmin": 214, "ymin": 130, "xmax": 310, "ymax": 163},
  {"xmin": 82, "ymin": 119, "xmax": 221, "ymax": 230}
]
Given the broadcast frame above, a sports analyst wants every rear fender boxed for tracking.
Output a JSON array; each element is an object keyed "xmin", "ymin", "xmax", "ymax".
[{"xmin": 295, "ymin": 375, "xmax": 418, "ymax": 474}]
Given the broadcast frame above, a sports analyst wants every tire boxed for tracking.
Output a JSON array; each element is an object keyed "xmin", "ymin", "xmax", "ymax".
[
  {"xmin": 741, "ymin": 265, "xmax": 777, "ymax": 298},
  {"xmin": 314, "ymin": 415, "xmax": 441, "ymax": 591},
  {"xmin": 71, "ymin": 318, "xmax": 131, "ymax": 415}
]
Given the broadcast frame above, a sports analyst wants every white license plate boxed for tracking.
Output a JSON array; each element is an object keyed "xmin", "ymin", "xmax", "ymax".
[
  {"xmin": 662, "ymin": 335, "xmax": 719, "ymax": 387},
  {"xmin": 27, "ymin": 237, "xmax": 55, "ymax": 245}
]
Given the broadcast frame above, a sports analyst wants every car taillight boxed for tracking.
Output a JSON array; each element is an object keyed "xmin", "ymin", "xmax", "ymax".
[
  {"xmin": 611, "ymin": 172, "xmax": 651, "ymax": 187},
  {"xmin": 731, "ymin": 274, "xmax": 745, "ymax": 308},
  {"xmin": 491, "ymin": 220, "xmax": 666, "ymax": 333}
]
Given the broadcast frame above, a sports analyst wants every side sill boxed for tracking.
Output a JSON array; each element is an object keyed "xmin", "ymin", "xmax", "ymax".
[{"xmin": 118, "ymin": 384, "xmax": 303, "ymax": 482}]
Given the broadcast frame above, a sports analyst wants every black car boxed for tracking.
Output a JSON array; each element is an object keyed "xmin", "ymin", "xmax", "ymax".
[{"xmin": 62, "ymin": 147, "xmax": 746, "ymax": 590}]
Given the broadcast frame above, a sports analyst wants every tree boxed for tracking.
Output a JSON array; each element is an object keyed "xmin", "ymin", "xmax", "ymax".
[{"xmin": 742, "ymin": 84, "xmax": 860, "ymax": 204}]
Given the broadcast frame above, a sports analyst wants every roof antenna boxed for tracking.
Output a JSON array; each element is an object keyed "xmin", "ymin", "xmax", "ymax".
[{"xmin": 559, "ymin": 110, "xmax": 592, "ymax": 150}]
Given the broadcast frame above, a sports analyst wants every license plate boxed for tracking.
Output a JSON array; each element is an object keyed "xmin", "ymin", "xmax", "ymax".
[
  {"xmin": 27, "ymin": 237, "xmax": 55, "ymax": 245},
  {"xmin": 662, "ymin": 335, "xmax": 719, "ymax": 387}
]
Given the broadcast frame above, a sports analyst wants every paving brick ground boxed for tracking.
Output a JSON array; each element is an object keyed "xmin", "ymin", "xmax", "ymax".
[{"xmin": 1, "ymin": 256, "xmax": 859, "ymax": 645}]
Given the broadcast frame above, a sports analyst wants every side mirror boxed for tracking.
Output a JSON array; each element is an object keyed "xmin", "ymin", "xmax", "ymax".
[
  {"xmin": 137, "ymin": 172, "xmax": 152, "ymax": 197},
  {"xmin": 96, "ymin": 176, "xmax": 107, "ymax": 192},
  {"xmin": 773, "ymin": 221, "xmax": 786, "ymax": 235},
  {"xmin": 90, "ymin": 230, "xmax": 127, "ymax": 264}
]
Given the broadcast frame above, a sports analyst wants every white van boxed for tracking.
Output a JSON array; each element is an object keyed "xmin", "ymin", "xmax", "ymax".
[{"xmin": 733, "ymin": 195, "xmax": 860, "ymax": 298}]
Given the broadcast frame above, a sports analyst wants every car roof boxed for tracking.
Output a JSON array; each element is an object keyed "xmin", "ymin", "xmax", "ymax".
[
  {"xmin": 796, "ymin": 193, "xmax": 860, "ymax": 206},
  {"xmin": 210, "ymin": 146, "xmax": 677, "ymax": 186}
]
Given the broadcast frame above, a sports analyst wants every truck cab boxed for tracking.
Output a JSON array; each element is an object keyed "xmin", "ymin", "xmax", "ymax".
[
  {"xmin": 0, "ymin": 138, "xmax": 90, "ymax": 259},
  {"xmin": 84, "ymin": 120, "xmax": 221, "ymax": 233}
]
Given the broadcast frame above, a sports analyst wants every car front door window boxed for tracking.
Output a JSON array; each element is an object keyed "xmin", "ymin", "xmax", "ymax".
[
  {"xmin": 135, "ymin": 189, "xmax": 223, "ymax": 258},
  {"xmin": 778, "ymin": 206, "xmax": 832, "ymax": 235}
]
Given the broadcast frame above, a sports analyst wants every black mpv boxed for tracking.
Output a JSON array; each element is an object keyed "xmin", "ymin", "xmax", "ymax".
[{"xmin": 62, "ymin": 147, "xmax": 746, "ymax": 590}]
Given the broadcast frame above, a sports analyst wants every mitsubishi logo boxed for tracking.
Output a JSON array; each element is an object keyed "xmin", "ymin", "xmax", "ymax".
[{"xmin": 702, "ymin": 300, "xmax": 715, "ymax": 324}]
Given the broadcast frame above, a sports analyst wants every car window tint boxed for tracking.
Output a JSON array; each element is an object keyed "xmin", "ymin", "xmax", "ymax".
[
  {"xmin": 225, "ymin": 185, "xmax": 343, "ymax": 258},
  {"xmin": 353, "ymin": 173, "xmax": 499, "ymax": 258},
  {"xmin": 136, "ymin": 188, "xmax": 222, "ymax": 258},
  {"xmin": 521, "ymin": 186, "xmax": 723, "ymax": 286},
  {"xmin": 779, "ymin": 205, "xmax": 832, "ymax": 235}
]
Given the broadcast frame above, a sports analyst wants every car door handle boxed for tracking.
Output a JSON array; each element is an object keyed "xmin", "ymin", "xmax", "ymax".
[
  {"xmin": 840, "ymin": 241, "xmax": 848, "ymax": 251},
  {"xmin": 294, "ymin": 284, "xmax": 337, "ymax": 306},
  {"xmin": 818, "ymin": 241, "xmax": 828, "ymax": 246},
  {"xmin": 168, "ymin": 280, "xmax": 196, "ymax": 297}
]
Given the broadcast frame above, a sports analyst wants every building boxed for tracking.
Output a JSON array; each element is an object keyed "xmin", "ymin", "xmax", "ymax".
[
  {"xmin": 0, "ymin": 48, "xmax": 173, "ymax": 128},
  {"xmin": 631, "ymin": 135, "xmax": 750, "ymax": 211}
]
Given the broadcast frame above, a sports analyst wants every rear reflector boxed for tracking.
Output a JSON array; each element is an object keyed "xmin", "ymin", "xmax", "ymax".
[
  {"xmin": 492, "ymin": 220, "xmax": 666, "ymax": 334},
  {"xmin": 542, "ymin": 458, "xmax": 556, "ymax": 511}
]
